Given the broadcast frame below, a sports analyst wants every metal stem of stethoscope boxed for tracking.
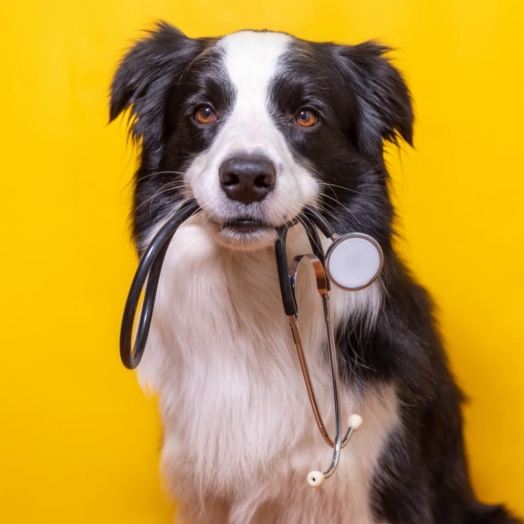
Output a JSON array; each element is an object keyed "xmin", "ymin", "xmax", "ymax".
[
  {"xmin": 288, "ymin": 296, "xmax": 360, "ymax": 486},
  {"xmin": 278, "ymin": 219, "xmax": 366, "ymax": 487}
]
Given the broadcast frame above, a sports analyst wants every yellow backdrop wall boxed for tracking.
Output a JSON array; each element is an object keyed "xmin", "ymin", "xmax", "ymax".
[{"xmin": 1, "ymin": 1, "xmax": 523, "ymax": 522}]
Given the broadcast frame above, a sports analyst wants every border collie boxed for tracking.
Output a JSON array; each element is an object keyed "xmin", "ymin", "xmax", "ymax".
[{"xmin": 110, "ymin": 23, "xmax": 519, "ymax": 524}]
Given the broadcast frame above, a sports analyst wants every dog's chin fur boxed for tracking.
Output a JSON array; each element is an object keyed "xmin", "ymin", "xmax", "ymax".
[{"xmin": 111, "ymin": 23, "xmax": 520, "ymax": 524}]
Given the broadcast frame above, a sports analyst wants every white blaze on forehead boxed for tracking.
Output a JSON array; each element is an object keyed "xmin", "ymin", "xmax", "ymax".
[{"xmin": 219, "ymin": 31, "xmax": 292, "ymax": 119}]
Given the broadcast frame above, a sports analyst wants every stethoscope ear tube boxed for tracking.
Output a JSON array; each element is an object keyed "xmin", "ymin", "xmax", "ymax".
[
  {"xmin": 298, "ymin": 214, "xmax": 331, "ymax": 292},
  {"xmin": 120, "ymin": 198, "xmax": 201, "ymax": 369},
  {"xmin": 274, "ymin": 208, "xmax": 336, "ymax": 317},
  {"xmin": 275, "ymin": 225, "xmax": 298, "ymax": 316}
]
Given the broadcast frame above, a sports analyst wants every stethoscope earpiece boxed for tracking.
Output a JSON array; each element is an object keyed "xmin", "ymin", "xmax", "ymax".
[
  {"xmin": 307, "ymin": 470, "xmax": 325, "ymax": 487},
  {"xmin": 347, "ymin": 413, "xmax": 363, "ymax": 431}
]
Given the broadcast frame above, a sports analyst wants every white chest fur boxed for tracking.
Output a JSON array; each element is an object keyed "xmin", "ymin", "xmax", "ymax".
[{"xmin": 137, "ymin": 216, "xmax": 398, "ymax": 524}]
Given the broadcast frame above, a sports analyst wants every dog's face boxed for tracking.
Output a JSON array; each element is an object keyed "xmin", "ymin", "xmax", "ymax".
[{"xmin": 110, "ymin": 24, "xmax": 413, "ymax": 251}]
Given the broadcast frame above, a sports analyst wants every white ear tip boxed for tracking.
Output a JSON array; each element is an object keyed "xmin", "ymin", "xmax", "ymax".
[
  {"xmin": 348, "ymin": 414, "xmax": 363, "ymax": 431},
  {"xmin": 307, "ymin": 470, "xmax": 325, "ymax": 487}
]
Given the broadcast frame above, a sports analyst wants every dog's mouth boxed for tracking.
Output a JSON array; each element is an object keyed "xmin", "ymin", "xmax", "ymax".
[
  {"xmin": 220, "ymin": 217, "xmax": 274, "ymax": 234},
  {"xmin": 205, "ymin": 215, "xmax": 279, "ymax": 250}
]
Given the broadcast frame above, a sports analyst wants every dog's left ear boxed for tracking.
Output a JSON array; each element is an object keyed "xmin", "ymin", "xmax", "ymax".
[{"xmin": 332, "ymin": 42, "xmax": 414, "ymax": 157}]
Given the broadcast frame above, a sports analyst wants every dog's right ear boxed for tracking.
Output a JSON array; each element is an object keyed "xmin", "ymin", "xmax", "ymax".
[{"xmin": 110, "ymin": 22, "xmax": 206, "ymax": 152}]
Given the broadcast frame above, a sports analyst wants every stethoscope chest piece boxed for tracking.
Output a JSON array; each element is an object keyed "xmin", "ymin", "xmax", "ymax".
[{"xmin": 325, "ymin": 233, "xmax": 384, "ymax": 291}]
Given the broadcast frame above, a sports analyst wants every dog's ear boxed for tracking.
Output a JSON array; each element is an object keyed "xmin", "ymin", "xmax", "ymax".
[
  {"xmin": 332, "ymin": 42, "xmax": 413, "ymax": 156},
  {"xmin": 110, "ymin": 22, "xmax": 206, "ymax": 152}
]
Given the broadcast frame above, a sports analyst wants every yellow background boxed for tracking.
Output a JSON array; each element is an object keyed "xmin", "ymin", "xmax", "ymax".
[{"xmin": 1, "ymin": 1, "xmax": 523, "ymax": 522}]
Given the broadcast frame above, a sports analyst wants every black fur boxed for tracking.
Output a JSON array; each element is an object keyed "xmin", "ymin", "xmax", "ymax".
[{"xmin": 110, "ymin": 23, "xmax": 520, "ymax": 523}]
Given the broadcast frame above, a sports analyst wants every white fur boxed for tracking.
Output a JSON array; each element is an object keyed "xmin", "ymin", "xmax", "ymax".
[{"xmin": 137, "ymin": 31, "xmax": 397, "ymax": 523}]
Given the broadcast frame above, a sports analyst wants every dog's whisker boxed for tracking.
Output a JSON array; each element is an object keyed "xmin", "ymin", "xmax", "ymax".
[
  {"xmin": 316, "ymin": 194, "xmax": 360, "ymax": 227},
  {"xmin": 317, "ymin": 180, "xmax": 363, "ymax": 196},
  {"xmin": 133, "ymin": 182, "xmax": 188, "ymax": 213},
  {"xmin": 138, "ymin": 170, "xmax": 188, "ymax": 181}
]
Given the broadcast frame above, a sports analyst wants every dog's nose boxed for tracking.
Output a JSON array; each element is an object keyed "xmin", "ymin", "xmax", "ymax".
[{"xmin": 219, "ymin": 156, "xmax": 276, "ymax": 204}]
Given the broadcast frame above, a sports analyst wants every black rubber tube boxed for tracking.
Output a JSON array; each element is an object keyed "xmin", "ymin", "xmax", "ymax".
[
  {"xmin": 120, "ymin": 198, "xmax": 201, "ymax": 369},
  {"xmin": 275, "ymin": 224, "xmax": 298, "ymax": 316},
  {"xmin": 300, "ymin": 216, "xmax": 330, "ymax": 292},
  {"xmin": 120, "ymin": 200, "xmax": 336, "ymax": 368},
  {"xmin": 274, "ymin": 208, "xmax": 335, "ymax": 316}
]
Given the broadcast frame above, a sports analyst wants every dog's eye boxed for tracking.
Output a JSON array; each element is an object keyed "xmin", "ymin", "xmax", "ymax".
[
  {"xmin": 195, "ymin": 105, "xmax": 217, "ymax": 124},
  {"xmin": 295, "ymin": 109, "xmax": 318, "ymax": 128}
]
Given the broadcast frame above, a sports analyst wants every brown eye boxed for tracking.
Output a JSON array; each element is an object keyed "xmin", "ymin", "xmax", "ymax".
[
  {"xmin": 195, "ymin": 105, "xmax": 217, "ymax": 124},
  {"xmin": 295, "ymin": 109, "xmax": 317, "ymax": 127}
]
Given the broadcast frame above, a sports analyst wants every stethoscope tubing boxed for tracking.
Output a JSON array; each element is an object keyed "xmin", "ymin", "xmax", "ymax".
[
  {"xmin": 275, "ymin": 204, "xmax": 337, "ymax": 317},
  {"xmin": 121, "ymin": 201, "xmax": 337, "ymax": 366},
  {"xmin": 120, "ymin": 198, "xmax": 200, "ymax": 369},
  {"xmin": 120, "ymin": 198, "xmax": 364, "ymax": 486}
]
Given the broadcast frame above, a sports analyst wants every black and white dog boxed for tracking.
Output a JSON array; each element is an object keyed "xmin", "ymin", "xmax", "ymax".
[{"xmin": 110, "ymin": 23, "xmax": 519, "ymax": 524}]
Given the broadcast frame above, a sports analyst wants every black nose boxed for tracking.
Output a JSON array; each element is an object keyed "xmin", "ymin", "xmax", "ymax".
[{"xmin": 219, "ymin": 156, "xmax": 276, "ymax": 204}]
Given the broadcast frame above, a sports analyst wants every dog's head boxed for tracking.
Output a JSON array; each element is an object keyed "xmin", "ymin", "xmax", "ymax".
[{"xmin": 110, "ymin": 23, "xmax": 413, "ymax": 251}]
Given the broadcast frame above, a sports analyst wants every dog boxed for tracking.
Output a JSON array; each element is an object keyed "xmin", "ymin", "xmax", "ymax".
[{"xmin": 110, "ymin": 23, "xmax": 520, "ymax": 524}]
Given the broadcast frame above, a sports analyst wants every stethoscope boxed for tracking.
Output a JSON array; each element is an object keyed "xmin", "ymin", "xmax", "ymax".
[{"xmin": 120, "ymin": 198, "xmax": 384, "ymax": 487}]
